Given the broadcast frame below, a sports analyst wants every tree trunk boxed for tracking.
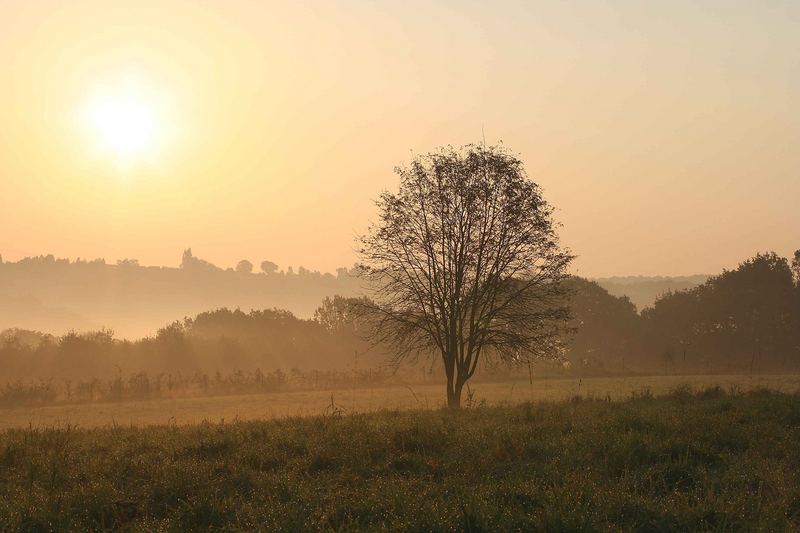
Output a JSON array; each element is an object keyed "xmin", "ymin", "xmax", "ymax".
[
  {"xmin": 447, "ymin": 385, "xmax": 460, "ymax": 408},
  {"xmin": 446, "ymin": 367, "xmax": 466, "ymax": 408},
  {"xmin": 447, "ymin": 383, "xmax": 463, "ymax": 407},
  {"xmin": 444, "ymin": 351, "xmax": 464, "ymax": 408}
]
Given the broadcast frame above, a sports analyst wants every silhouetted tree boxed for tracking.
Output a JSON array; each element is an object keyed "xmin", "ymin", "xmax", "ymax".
[
  {"xmin": 314, "ymin": 295, "xmax": 377, "ymax": 362},
  {"xmin": 793, "ymin": 250, "xmax": 800, "ymax": 360},
  {"xmin": 644, "ymin": 252, "xmax": 797, "ymax": 371},
  {"xmin": 359, "ymin": 144, "xmax": 573, "ymax": 407},
  {"xmin": 564, "ymin": 277, "xmax": 642, "ymax": 373},
  {"xmin": 236, "ymin": 260, "xmax": 254, "ymax": 274},
  {"xmin": 314, "ymin": 295, "xmax": 371, "ymax": 335},
  {"xmin": 260, "ymin": 260, "xmax": 278, "ymax": 275}
]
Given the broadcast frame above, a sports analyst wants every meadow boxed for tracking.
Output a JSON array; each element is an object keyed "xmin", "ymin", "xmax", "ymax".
[
  {"xmin": 1, "ymin": 384, "xmax": 799, "ymax": 531},
  {"xmin": 1, "ymin": 374, "xmax": 799, "ymax": 431}
]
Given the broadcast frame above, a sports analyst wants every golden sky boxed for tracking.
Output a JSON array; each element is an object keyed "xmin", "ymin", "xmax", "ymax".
[{"xmin": 1, "ymin": 0, "xmax": 798, "ymax": 277}]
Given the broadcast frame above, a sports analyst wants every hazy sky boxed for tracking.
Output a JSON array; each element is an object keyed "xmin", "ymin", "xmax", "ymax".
[{"xmin": 1, "ymin": 0, "xmax": 798, "ymax": 277}]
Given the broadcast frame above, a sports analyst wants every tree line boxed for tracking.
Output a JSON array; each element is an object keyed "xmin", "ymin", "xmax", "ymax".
[
  {"xmin": 1, "ymin": 249, "xmax": 797, "ymax": 388},
  {"xmin": 571, "ymin": 251, "xmax": 800, "ymax": 375}
]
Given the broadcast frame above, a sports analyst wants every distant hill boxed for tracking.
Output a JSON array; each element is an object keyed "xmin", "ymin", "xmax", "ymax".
[
  {"xmin": 0, "ymin": 250, "xmax": 361, "ymax": 339},
  {"xmin": 594, "ymin": 275, "xmax": 709, "ymax": 312},
  {"xmin": 0, "ymin": 249, "xmax": 710, "ymax": 337}
]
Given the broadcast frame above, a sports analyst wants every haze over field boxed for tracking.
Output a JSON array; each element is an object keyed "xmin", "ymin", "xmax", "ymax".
[
  {"xmin": 0, "ymin": 250, "xmax": 708, "ymax": 338},
  {"xmin": 2, "ymin": 3, "xmax": 800, "ymax": 530},
  {"xmin": 1, "ymin": 1, "xmax": 798, "ymax": 278}
]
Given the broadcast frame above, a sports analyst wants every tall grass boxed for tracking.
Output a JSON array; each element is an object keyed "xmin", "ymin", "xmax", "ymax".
[{"xmin": 1, "ymin": 386, "xmax": 798, "ymax": 531}]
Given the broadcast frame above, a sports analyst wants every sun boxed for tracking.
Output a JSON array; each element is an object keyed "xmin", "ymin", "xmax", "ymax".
[{"xmin": 79, "ymin": 74, "xmax": 172, "ymax": 168}]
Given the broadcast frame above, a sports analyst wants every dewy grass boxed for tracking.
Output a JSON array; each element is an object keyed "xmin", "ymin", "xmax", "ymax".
[{"xmin": 0, "ymin": 387, "xmax": 799, "ymax": 531}]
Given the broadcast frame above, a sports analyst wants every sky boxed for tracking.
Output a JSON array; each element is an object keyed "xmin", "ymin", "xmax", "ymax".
[{"xmin": 0, "ymin": 0, "xmax": 798, "ymax": 278}]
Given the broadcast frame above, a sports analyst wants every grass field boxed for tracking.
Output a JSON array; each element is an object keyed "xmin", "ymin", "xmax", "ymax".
[
  {"xmin": 1, "ymin": 373, "xmax": 798, "ymax": 431},
  {"xmin": 1, "ymin": 385, "xmax": 799, "ymax": 531}
]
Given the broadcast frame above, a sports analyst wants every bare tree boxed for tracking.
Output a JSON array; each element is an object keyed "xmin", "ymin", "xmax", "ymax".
[{"xmin": 359, "ymin": 144, "xmax": 573, "ymax": 407}]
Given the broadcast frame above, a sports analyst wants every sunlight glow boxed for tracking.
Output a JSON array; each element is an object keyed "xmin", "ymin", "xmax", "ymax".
[{"xmin": 79, "ymin": 73, "xmax": 173, "ymax": 168}]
